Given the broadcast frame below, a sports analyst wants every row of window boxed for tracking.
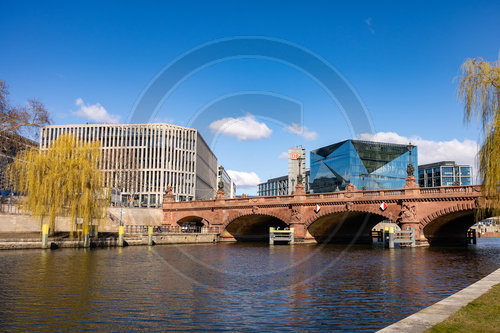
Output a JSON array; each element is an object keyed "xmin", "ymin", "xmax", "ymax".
[
  {"xmin": 418, "ymin": 176, "xmax": 472, "ymax": 187},
  {"xmin": 104, "ymin": 170, "xmax": 195, "ymax": 196},
  {"xmin": 42, "ymin": 126, "xmax": 197, "ymax": 151}
]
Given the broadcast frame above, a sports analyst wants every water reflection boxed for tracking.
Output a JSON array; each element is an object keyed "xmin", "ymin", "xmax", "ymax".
[{"xmin": 0, "ymin": 239, "xmax": 499, "ymax": 331}]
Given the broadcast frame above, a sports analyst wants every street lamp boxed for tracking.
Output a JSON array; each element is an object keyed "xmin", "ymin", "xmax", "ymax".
[{"xmin": 406, "ymin": 142, "xmax": 416, "ymax": 177}]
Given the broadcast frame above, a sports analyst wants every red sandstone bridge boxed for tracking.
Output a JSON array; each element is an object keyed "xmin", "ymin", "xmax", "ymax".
[{"xmin": 162, "ymin": 177, "xmax": 492, "ymax": 245}]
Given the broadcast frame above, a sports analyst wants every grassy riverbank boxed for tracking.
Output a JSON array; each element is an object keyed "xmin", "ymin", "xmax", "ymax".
[{"xmin": 427, "ymin": 283, "xmax": 500, "ymax": 333}]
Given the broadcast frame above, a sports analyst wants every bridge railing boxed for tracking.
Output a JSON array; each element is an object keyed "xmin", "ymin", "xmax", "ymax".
[{"xmin": 162, "ymin": 185, "xmax": 481, "ymax": 209}]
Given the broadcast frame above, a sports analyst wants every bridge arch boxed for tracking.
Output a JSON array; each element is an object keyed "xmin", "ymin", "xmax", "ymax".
[
  {"xmin": 224, "ymin": 211, "xmax": 289, "ymax": 242},
  {"xmin": 305, "ymin": 206, "xmax": 394, "ymax": 244},
  {"xmin": 421, "ymin": 202, "xmax": 484, "ymax": 245},
  {"xmin": 176, "ymin": 215, "xmax": 210, "ymax": 227}
]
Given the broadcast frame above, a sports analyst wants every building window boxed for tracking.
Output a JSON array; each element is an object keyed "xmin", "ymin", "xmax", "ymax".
[{"xmin": 460, "ymin": 167, "xmax": 471, "ymax": 177}]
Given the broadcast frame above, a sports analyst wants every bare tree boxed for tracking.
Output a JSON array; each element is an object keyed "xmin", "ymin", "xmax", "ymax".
[{"xmin": 0, "ymin": 80, "xmax": 51, "ymax": 149}]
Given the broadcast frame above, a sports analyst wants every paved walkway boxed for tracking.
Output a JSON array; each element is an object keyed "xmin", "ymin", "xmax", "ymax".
[{"xmin": 378, "ymin": 268, "xmax": 500, "ymax": 332}]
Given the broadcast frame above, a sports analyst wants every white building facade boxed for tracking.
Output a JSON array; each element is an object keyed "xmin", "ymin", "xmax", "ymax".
[
  {"xmin": 40, "ymin": 123, "xmax": 218, "ymax": 206},
  {"xmin": 217, "ymin": 165, "xmax": 236, "ymax": 199},
  {"xmin": 288, "ymin": 146, "xmax": 306, "ymax": 194}
]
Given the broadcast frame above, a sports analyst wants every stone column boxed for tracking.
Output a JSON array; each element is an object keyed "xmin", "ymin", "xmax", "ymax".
[
  {"xmin": 289, "ymin": 184, "xmax": 306, "ymax": 241},
  {"xmin": 397, "ymin": 202, "xmax": 426, "ymax": 245}
]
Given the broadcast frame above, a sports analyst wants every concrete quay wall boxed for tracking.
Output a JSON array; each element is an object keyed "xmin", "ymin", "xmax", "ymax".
[
  {"xmin": 149, "ymin": 233, "xmax": 219, "ymax": 244},
  {"xmin": 0, "ymin": 233, "xmax": 219, "ymax": 250}
]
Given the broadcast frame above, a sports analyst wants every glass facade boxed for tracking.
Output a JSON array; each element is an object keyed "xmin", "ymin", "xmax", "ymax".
[
  {"xmin": 310, "ymin": 140, "xmax": 418, "ymax": 192},
  {"xmin": 418, "ymin": 161, "xmax": 472, "ymax": 187}
]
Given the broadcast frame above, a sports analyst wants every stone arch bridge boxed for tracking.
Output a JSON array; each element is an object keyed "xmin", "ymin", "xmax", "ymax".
[{"xmin": 162, "ymin": 178, "xmax": 491, "ymax": 245}]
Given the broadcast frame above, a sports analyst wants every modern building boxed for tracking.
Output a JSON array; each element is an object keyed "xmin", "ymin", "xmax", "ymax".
[
  {"xmin": 418, "ymin": 161, "xmax": 472, "ymax": 187},
  {"xmin": 310, "ymin": 139, "xmax": 418, "ymax": 193},
  {"xmin": 40, "ymin": 123, "xmax": 218, "ymax": 206},
  {"xmin": 288, "ymin": 146, "xmax": 306, "ymax": 194},
  {"xmin": 258, "ymin": 170, "xmax": 310, "ymax": 196},
  {"xmin": 0, "ymin": 132, "xmax": 38, "ymax": 194},
  {"xmin": 217, "ymin": 165, "xmax": 236, "ymax": 198}
]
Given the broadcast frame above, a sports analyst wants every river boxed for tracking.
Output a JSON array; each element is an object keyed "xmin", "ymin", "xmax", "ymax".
[{"xmin": 1, "ymin": 238, "xmax": 499, "ymax": 332}]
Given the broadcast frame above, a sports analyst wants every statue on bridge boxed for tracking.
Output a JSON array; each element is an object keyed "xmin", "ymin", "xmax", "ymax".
[
  {"xmin": 163, "ymin": 186, "xmax": 174, "ymax": 203},
  {"xmin": 290, "ymin": 207, "xmax": 301, "ymax": 223},
  {"xmin": 398, "ymin": 203, "xmax": 417, "ymax": 223}
]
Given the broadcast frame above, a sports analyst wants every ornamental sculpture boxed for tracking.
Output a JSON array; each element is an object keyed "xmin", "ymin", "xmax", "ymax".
[
  {"xmin": 290, "ymin": 207, "xmax": 301, "ymax": 223},
  {"xmin": 398, "ymin": 203, "xmax": 417, "ymax": 222}
]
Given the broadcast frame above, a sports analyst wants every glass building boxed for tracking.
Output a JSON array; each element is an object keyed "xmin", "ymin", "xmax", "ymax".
[
  {"xmin": 310, "ymin": 140, "xmax": 418, "ymax": 193},
  {"xmin": 418, "ymin": 161, "xmax": 472, "ymax": 187}
]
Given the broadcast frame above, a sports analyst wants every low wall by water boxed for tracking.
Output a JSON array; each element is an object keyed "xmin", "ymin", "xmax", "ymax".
[
  {"xmin": 151, "ymin": 233, "xmax": 219, "ymax": 244},
  {"xmin": 0, "ymin": 233, "xmax": 219, "ymax": 250},
  {"xmin": 479, "ymin": 232, "xmax": 500, "ymax": 238}
]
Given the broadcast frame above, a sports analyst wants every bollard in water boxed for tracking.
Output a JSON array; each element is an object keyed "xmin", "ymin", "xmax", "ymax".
[
  {"xmin": 42, "ymin": 224, "xmax": 49, "ymax": 248},
  {"xmin": 148, "ymin": 226, "xmax": 153, "ymax": 246},
  {"xmin": 269, "ymin": 227, "xmax": 275, "ymax": 245},
  {"xmin": 388, "ymin": 227, "xmax": 395, "ymax": 249},
  {"xmin": 83, "ymin": 225, "xmax": 90, "ymax": 248},
  {"xmin": 118, "ymin": 226, "xmax": 124, "ymax": 247}
]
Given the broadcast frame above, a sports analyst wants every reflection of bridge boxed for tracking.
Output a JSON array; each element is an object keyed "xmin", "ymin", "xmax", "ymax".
[{"xmin": 162, "ymin": 177, "xmax": 490, "ymax": 245}]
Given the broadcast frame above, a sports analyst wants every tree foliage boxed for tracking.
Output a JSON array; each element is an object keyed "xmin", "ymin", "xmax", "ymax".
[
  {"xmin": 458, "ymin": 56, "xmax": 500, "ymax": 212},
  {"xmin": 8, "ymin": 134, "xmax": 109, "ymax": 236}
]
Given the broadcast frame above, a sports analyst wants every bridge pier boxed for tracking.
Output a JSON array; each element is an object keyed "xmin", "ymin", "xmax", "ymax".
[
  {"xmin": 399, "ymin": 222, "xmax": 427, "ymax": 246},
  {"xmin": 289, "ymin": 223, "xmax": 306, "ymax": 242}
]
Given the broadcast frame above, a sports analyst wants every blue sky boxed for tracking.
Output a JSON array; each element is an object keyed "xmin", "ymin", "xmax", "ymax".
[{"xmin": 1, "ymin": 1, "xmax": 499, "ymax": 194}]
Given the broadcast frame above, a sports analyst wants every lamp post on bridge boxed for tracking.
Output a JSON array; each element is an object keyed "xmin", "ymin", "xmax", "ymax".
[{"xmin": 406, "ymin": 142, "xmax": 416, "ymax": 177}]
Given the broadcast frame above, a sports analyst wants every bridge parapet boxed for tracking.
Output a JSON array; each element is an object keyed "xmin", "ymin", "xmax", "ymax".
[{"xmin": 163, "ymin": 185, "xmax": 482, "ymax": 210}]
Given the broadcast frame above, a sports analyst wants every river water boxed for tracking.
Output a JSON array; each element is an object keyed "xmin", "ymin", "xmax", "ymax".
[{"xmin": 0, "ymin": 239, "xmax": 499, "ymax": 332}]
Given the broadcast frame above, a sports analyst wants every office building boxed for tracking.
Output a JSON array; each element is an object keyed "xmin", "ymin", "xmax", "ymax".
[
  {"xmin": 40, "ymin": 123, "xmax": 218, "ymax": 206},
  {"xmin": 418, "ymin": 161, "xmax": 472, "ymax": 187},
  {"xmin": 217, "ymin": 165, "xmax": 236, "ymax": 198},
  {"xmin": 288, "ymin": 146, "xmax": 306, "ymax": 194},
  {"xmin": 310, "ymin": 139, "xmax": 418, "ymax": 192},
  {"xmin": 258, "ymin": 170, "xmax": 310, "ymax": 196}
]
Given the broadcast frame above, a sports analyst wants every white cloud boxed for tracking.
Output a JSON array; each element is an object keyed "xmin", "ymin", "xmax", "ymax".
[
  {"xmin": 365, "ymin": 17, "xmax": 375, "ymax": 34},
  {"xmin": 74, "ymin": 98, "xmax": 120, "ymax": 124},
  {"xmin": 357, "ymin": 131, "xmax": 479, "ymax": 168},
  {"xmin": 209, "ymin": 113, "xmax": 272, "ymax": 141},
  {"xmin": 278, "ymin": 152, "xmax": 289, "ymax": 159},
  {"xmin": 227, "ymin": 170, "xmax": 261, "ymax": 188},
  {"xmin": 286, "ymin": 123, "xmax": 318, "ymax": 140}
]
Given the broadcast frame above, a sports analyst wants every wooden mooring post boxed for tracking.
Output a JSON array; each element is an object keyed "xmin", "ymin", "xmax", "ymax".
[{"xmin": 467, "ymin": 229, "xmax": 477, "ymax": 244}]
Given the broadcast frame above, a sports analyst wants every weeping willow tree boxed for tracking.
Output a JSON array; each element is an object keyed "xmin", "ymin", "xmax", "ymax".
[
  {"xmin": 458, "ymin": 55, "xmax": 500, "ymax": 214},
  {"xmin": 8, "ymin": 134, "xmax": 109, "ymax": 237}
]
